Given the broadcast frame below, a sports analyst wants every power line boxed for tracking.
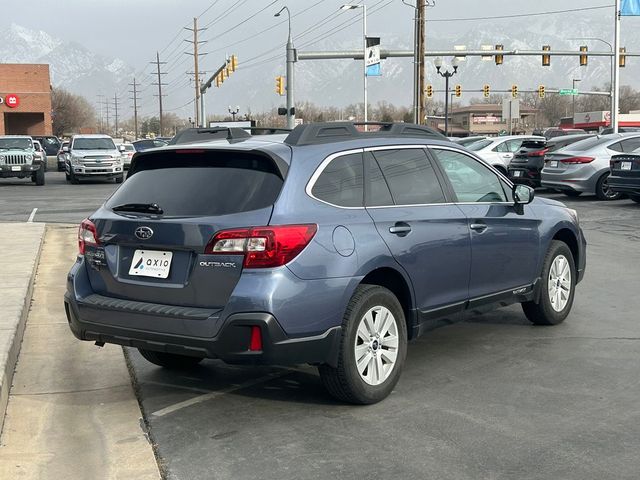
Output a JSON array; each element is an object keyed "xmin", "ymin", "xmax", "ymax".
[
  {"xmin": 202, "ymin": 0, "xmax": 279, "ymax": 43},
  {"xmin": 426, "ymin": 4, "xmax": 613, "ymax": 23},
  {"xmin": 202, "ymin": 0, "xmax": 249, "ymax": 29}
]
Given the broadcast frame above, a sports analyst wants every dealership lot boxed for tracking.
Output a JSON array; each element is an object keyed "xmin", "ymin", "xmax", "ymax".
[{"xmin": 2, "ymin": 172, "xmax": 640, "ymax": 479}]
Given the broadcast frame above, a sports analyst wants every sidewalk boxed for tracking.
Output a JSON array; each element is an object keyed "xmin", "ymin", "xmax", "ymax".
[
  {"xmin": 0, "ymin": 222, "xmax": 45, "ymax": 434},
  {"xmin": 0, "ymin": 224, "xmax": 160, "ymax": 479}
]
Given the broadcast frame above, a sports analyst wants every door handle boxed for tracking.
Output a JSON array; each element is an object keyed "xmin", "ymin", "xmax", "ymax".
[
  {"xmin": 389, "ymin": 222, "xmax": 412, "ymax": 236},
  {"xmin": 470, "ymin": 223, "xmax": 488, "ymax": 233}
]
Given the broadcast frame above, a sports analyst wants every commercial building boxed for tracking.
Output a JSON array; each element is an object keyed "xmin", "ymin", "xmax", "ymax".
[
  {"xmin": 0, "ymin": 64, "xmax": 53, "ymax": 136},
  {"xmin": 427, "ymin": 104, "xmax": 538, "ymax": 136},
  {"xmin": 567, "ymin": 111, "xmax": 640, "ymax": 131}
]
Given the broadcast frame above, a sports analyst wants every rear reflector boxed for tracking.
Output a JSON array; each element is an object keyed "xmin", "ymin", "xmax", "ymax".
[
  {"xmin": 206, "ymin": 224, "xmax": 317, "ymax": 268},
  {"xmin": 560, "ymin": 156, "xmax": 595, "ymax": 164},
  {"xmin": 78, "ymin": 218, "xmax": 99, "ymax": 254},
  {"xmin": 249, "ymin": 326, "xmax": 262, "ymax": 351}
]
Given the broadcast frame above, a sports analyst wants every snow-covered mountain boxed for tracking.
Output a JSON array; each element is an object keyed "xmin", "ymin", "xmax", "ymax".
[
  {"xmin": 0, "ymin": 23, "xmax": 133, "ymax": 100},
  {"xmin": 1, "ymin": 13, "xmax": 636, "ymax": 116}
]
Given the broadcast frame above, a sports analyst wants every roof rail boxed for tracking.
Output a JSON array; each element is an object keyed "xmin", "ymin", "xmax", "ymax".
[
  {"xmin": 168, "ymin": 127, "xmax": 251, "ymax": 145},
  {"xmin": 283, "ymin": 122, "xmax": 446, "ymax": 146}
]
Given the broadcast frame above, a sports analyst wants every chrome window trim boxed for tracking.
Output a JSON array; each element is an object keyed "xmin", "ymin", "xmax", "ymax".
[
  {"xmin": 305, "ymin": 148, "xmax": 366, "ymax": 210},
  {"xmin": 305, "ymin": 144, "xmax": 516, "ymax": 210}
]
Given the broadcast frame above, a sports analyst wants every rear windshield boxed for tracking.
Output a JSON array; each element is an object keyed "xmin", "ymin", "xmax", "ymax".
[
  {"xmin": 567, "ymin": 136, "xmax": 615, "ymax": 152},
  {"xmin": 466, "ymin": 139, "xmax": 493, "ymax": 151},
  {"xmin": 73, "ymin": 138, "xmax": 116, "ymax": 150},
  {"xmin": 520, "ymin": 140, "xmax": 546, "ymax": 150},
  {"xmin": 107, "ymin": 153, "xmax": 283, "ymax": 217}
]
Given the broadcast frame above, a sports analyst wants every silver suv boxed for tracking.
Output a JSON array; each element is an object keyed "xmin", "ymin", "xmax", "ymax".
[
  {"xmin": 64, "ymin": 134, "xmax": 125, "ymax": 184},
  {"xmin": 0, "ymin": 135, "xmax": 45, "ymax": 185}
]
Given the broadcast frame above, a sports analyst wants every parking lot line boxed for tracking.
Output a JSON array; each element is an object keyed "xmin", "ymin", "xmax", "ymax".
[
  {"xmin": 150, "ymin": 368, "xmax": 304, "ymax": 418},
  {"xmin": 27, "ymin": 208, "xmax": 37, "ymax": 223}
]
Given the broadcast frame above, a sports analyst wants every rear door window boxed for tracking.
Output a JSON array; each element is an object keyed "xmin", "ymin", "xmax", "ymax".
[
  {"xmin": 107, "ymin": 153, "xmax": 283, "ymax": 217},
  {"xmin": 370, "ymin": 148, "xmax": 446, "ymax": 205},
  {"xmin": 311, "ymin": 153, "xmax": 363, "ymax": 207}
]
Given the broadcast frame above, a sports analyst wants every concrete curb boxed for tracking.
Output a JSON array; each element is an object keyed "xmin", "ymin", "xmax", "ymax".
[{"xmin": 0, "ymin": 223, "xmax": 46, "ymax": 434}]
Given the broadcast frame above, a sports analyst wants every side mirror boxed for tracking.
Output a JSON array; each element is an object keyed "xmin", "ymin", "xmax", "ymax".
[
  {"xmin": 118, "ymin": 145, "xmax": 126, "ymax": 153},
  {"xmin": 62, "ymin": 146, "xmax": 69, "ymax": 153},
  {"xmin": 513, "ymin": 184, "xmax": 534, "ymax": 214}
]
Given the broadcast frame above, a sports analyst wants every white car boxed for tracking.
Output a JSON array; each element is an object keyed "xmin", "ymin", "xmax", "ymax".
[
  {"xmin": 32, "ymin": 140, "xmax": 47, "ymax": 171},
  {"xmin": 118, "ymin": 143, "xmax": 135, "ymax": 169},
  {"xmin": 466, "ymin": 135, "xmax": 545, "ymax": 174}
]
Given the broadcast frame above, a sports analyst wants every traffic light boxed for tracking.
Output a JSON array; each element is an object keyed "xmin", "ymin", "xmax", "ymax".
[
  {"xmin": 542, "ymin": 45, "xmax": 551, "ymax": 67},
  {"xmin": 495, "ymin": 44, "xmax": 504, "ymax": 65},
  {"xmin": 579, "ymin": 45, "xmax": 588, "ymax": 66},
  {"xmin": 214, "ymin": 74, "xmax": 221, "ymax": 87},
  {"xmin": 511, "ymin": 84, "xmax": 518, "ymax": 98},
  {"xmin": 224, "ymin": 66, "xmax": 231, "ymax": 78},
  {"xmin": 620, "ymin": 47, "xmax": 626, "ymax": 68},
  {"xmin": 229, "ymin": 55, "xmax": 238, "ymax": 72},
  {"xmin": 454, "ymin": 84, "xmax": 462, "ymax": 97},
  {"xmin": 220, "ymin": 68, "xmax": 226, "ymax": 83},
  {"xmin": 275, "ymin": 76, "xmax": 285, "ymax": 96},
  {"xmin": 483, "ymin": 84, "xmax": 490, "ymax": 98},
  {"xmin": 538, "ymin": 85, "xmax": 545, "ymax": 99},
  {"xmin": 425, "ymin": 84, "xmax": 433, "ymax": 98}
]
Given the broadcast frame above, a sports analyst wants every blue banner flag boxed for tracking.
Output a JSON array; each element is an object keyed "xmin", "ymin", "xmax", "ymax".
[{"xmin": 621, "ymin": 0, "xmax": 640, "ymax": 15}]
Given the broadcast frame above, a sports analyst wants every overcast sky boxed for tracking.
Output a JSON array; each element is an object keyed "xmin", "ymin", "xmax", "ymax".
[{"xmin": 0, "ymin": 0, "xmax": 625, "ymax": 116}]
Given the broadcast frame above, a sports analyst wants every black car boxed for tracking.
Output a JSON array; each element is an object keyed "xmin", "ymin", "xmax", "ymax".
[
  {"xmin": 543, "ymin": 128, "xmax": 587, "ymax": 139},
  {"xmin": 509, "ymin": 134, "xmax": 595, "ymax": 188},
  {"xmin": 32, "ymin": 136, "xmax": 61, "ymax": 156},
  {"xmin": 131, "ymin": 139, "xmax": 168, "ymax": 152},
  {"xmin": 609, "ymin": 153, "xmax": 640, "ymax": 203}
]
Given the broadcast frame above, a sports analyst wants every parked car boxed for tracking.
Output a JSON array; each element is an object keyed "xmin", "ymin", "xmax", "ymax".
[
  {"xmin": 453, "ymin": 135, "xmax": 487, "ymax": 147},
  {"xmin": 543, "ymin": 128, "xmax": 587, "ymax": 139},
  {"xmin": 0, "ymin": 135, "xmax": 45, "ymax": 185},
  {"xmin": 608, "ymin": 153, "xmax": 640, "ymax": 203},
  {"xmin": 466, "ymin": 135, "xmax": 545, "ymax": 174},
  {"xmin": 118, "ymin": 143, "xmax": 135, "ymax": 169},
  {"xmin": 32, "ymin": 135, "xmax": 61, "ymax": 156},
  {"xmin": 600, "ymin": 126, "xmax": 640, "ymax": 135},
  {"xmin": 542, "ymin": 133, "xmax": 640, "ymax": 200},
  {"xmin": 32, "ymin": 140, "xmax": 47, "ymax": 172},
  {"xmin": 508, "ymin": 134, "xmax": 596, "ymax": 188},
  {"xmin": 57, "ymin": 141, "xmax": 69, "ymax": 171},
  {"xmin": 64, "ymin": 134, "xmax": 125, "ymax": 184},
  {"xmin": 64, "ymin": 122, "xmax": 586, "ymax": 404},
  {"xmin": 132, "ymin": 139, "xmax": 168, "ymax": 152}
]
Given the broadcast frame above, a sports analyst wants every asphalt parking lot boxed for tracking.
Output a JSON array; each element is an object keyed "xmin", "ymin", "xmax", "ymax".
[{"xmin": 2, "ymin": 172, "xmax": 640, "ymax": 479}]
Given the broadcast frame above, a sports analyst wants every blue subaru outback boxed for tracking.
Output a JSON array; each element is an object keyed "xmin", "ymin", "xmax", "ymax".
[{"xmin": 65, "ymin": 123, "xmax": 586, "ymax": 404}]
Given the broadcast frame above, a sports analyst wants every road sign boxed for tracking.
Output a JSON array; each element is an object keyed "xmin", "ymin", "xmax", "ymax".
[
  {"xmin": 559, "ymin": 89, "xmax": 579, "ymax": 96},
  {"xmin": 366, "ymin": 37, "xmax": 381, "ymax": 77}
]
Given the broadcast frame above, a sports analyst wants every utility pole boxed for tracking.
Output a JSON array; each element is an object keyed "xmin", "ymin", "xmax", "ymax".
[
  {"xmin": 185, "ymin": 18, "xmax": 207, "ymax": 127},
  {"xmin": 113, "ymin": 93, "xmax": 120, "ymax": 137},
  {"xmin": 129, "ymin": 78, "xmax": 139, "ymax": 140},
  {"xmin": 416, "ymin": 1, "xmax": 426, "ymax": 124},
  {"xmin": 96, "ymin": 95, "xmax": 104, "ymax": 133},
  {"xmin": 151, "ymin": 52, "xmax": 167, "ymax": 136},
  {"xmin": 275, "ymin": 6, "xmax": 296, "ymax": 129},
  {"xmin": 104, "ymin": 98, "xmax": 110, "ymax": 135},
  {"xmin": 613, "ymin": 0, "xmax": 621, "ymax": 133}
]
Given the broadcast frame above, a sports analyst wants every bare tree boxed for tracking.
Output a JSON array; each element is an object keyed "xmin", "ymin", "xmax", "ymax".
[{"xmin": 51, "ymin": 88, "xmax": 96, "ymax": 136}]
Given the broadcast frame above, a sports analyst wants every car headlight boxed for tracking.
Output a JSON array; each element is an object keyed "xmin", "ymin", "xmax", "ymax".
[
  {"xmin": 0, "ymin": 155, "xmax": 4, "ymax": 161},
  {"xmin": 26, "ymin": 154, "xmax": 33, "ymax": 161},
  {"xmin": 71, "ymin": 155, "xmax": 81, "ymax": 165}
]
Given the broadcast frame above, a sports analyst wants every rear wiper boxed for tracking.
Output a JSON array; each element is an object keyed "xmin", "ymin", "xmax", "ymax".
[{"xmin": 111, "ymin": 203, "xmax": 164, "ymax": 214}]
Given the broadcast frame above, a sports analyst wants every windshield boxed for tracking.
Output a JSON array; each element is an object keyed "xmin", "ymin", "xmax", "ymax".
[
  {"xmin": 123, "ymin": 145, "xmax": 135, "ymax": 152},
  {"xmin": 466, "ymin": 139, "xmax": 493, "ymax": 151},
  {"xmin": 73, "ymin": 138, "xmax": 116, "ymax": 150},
  {"xmin": 0, "ymin": 138, "xmax": 33, "ymax": 150}
]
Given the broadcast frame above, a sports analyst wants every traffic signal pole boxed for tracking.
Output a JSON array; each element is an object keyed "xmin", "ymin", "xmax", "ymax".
[
  {"xmin": 613, "ymin": 0, "xmax": 621, "ymax": 133},
  {"xmin": 286, "ymin": 29, "xmax": 296, "ymax": 129}
]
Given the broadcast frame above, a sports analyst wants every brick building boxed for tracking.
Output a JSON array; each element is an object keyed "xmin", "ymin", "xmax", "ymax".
[{"xmin": 0, "ymin": 64, "xmax": 53, "ymax": 136}]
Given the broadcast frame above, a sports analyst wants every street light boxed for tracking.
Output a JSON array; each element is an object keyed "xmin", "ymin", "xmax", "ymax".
[
  {"xmin": 228, "ymin": 105, "xmax": 240, "ymax": 121},
  {"xmin": 341, "ymin": 4, "xmax": 367, "ymax": 127},
  {"xmin": 434, "ymin": 56, "xmax": 459, "ymax": 136},
  {"xmin": 275, "ymin": 6, "xmax": 296, "ymax": 129},
  {"xmin": 569, "ymin": 37, "xmax": 614, "ymax": 126}
]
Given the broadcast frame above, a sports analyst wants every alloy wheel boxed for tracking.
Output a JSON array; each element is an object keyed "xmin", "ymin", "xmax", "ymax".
[
  {"xmin": 353, "ymin": 306, "xmax": 399, "ymax": 386},
  {"xmin": 548, "ymin": 254, "xmax": 572, "ymax": 312}
]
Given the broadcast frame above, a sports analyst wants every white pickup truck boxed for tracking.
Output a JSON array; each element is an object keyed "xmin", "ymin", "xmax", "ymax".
[{"xmin": 64, "ymin": 134, "xmax": 125, "ymax": 184}]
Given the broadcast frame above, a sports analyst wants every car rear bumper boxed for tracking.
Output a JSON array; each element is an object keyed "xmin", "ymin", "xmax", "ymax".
[
  {"xmin": 65, "ymin": 295, "xmax": 341, "ymax": 366},
  {"xmin": 608, "ymin": 176, "xmax": 640, "ymax": 195},
  {"xmin": 508, "ymin": 167, "xmax": 541, "ymax": 188}
]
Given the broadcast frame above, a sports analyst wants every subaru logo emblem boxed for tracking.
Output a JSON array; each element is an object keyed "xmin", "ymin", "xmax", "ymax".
[{"xmin": 135, "ymin": 226, "xmax": 154, "ymax": 240}]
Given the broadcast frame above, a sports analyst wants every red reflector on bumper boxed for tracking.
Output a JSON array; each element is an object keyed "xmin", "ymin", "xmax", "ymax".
[{"xmin": 249, "ymin": 326, "xmax": 263, "ymax": 351}]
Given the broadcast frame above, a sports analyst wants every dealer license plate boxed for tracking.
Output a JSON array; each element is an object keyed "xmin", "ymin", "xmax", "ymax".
[
  {"xmin": 129, "ymin": 250, "xmax": 173, "ymax": 279},
  {"xmin": 621, "ymin": 161, "xmax": 632, "ymax": 171},
  {"xmin": 11, "ymin": 166, "xmax": 21, "ymax": 171},
  {"xmin": 549, "ymin": 161, "xmax": 559, "ymax": 168}
]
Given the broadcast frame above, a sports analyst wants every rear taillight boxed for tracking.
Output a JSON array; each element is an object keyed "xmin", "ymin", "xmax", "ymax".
[
  {"xmin": 560, "ymin": 156, "xmax": 595, "ymax": 164},
  {"xmin": 205, "ymin": 224, "xmax": 317, "ymax": 268},
  {"xmin": 527, "ymin": 148, "xmax": 549, "ymax": 157},
  {"xmin": 78, "ymin": 218, "xmax": 99, "ymax": 254},
  {"xmin": 249, "ymin": 326, "xmax": 263, "ymax": 351}
]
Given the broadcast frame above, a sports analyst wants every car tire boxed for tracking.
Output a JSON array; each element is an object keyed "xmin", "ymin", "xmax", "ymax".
[
  {"xmin": 34, "ymin": 167, "xmax": 45, "ymax": 186},
  {"xmin": 629, "ymin": 194, "xmax": 640, "ymax": 204},
  {"xmin": 563, "ymin": 191, "xmax": 582, "ymax": 198},
  {"xmin": 522, "ymin": 240, "xmax": 576, "ymax": 326},
  {"xmin": 318, "ymin": 284, "xmax": 407, "ymax": 404},
  {"xmin": 595, "ymin": 172, "xmax": 622, "ymax": 201},
  {"xmin": 138, "ymin": 348, "xmax": 204, "ymax": 369},
  {"xmin": 115, "ymin": 174, "xmax": 124, "ymax": 184},
  {"xmin": 70, "ymin": 170, "xmax": 80, "ymax": 185}
]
